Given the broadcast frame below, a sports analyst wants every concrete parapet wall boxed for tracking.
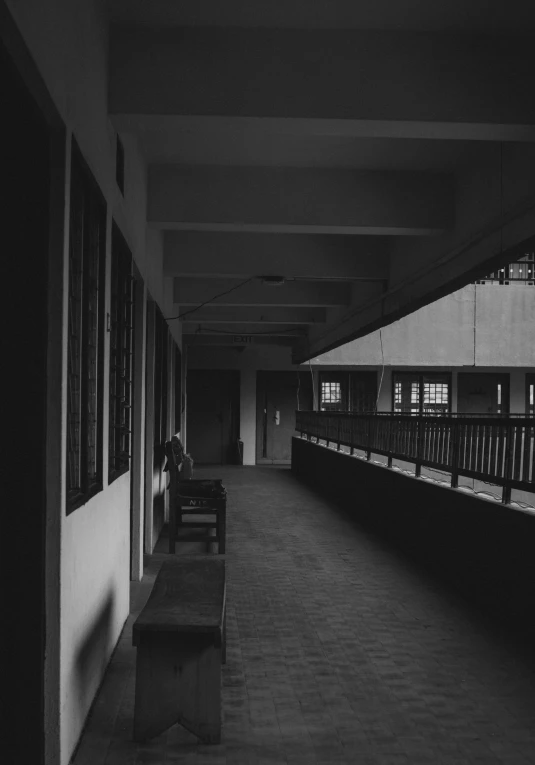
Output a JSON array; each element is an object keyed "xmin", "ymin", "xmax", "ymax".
[{"xmin": 292, "ymin": 437, "xmax": 535, "ymax": 632}]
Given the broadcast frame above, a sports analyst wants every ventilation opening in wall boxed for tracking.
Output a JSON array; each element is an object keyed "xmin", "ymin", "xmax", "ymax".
[{"xmin": 116, "ymin": 133, "xmax": 125, "ymax": 195}]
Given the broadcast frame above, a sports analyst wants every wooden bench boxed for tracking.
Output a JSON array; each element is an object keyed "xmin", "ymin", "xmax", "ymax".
[
  {"xmin": 165, "ymin": 439, "xmax": 227, "ymax": 555},
  {"xmin": 133, "ymin": 557, "xmax": 226, "ymax": 744}
]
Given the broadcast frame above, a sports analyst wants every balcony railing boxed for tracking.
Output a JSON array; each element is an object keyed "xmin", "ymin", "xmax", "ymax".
[{"xmin": 295, "ymin": 411, "xmax": 535, "ymax": 504}]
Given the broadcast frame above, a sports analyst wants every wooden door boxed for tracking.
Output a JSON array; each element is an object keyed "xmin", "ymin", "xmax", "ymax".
[
  {"xmin": 256, "ymin": 371, "xmax": 313, "ymax": 464},
  {"xmin": 458, "ymin": 373, "xmax": 510, "ymax": 414},
  {"xmin": 186, "ymin": 370, "xmax": 240, "ymax": 464}
]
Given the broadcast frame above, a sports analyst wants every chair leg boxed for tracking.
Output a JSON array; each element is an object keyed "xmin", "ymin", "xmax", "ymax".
[{"xmin": 218, "ymin": 506, "xmax": 226, "ymax": 555}]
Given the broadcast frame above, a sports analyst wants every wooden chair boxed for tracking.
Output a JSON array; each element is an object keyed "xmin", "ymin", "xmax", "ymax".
[{"xmin": 165, "ymin": 439, "xmax": 226, "ymax": 555}]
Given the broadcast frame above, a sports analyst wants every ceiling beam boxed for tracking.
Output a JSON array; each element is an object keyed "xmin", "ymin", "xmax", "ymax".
[
  {"xmin": 110, "ymin": 28, "xmax": 535, "ymax": 139},
  {"xmin": 163, "ymin": 232, "xmax": 388, "ymax": 279},
  {"xmin": 182, "ymin": 323, "xmax": 306, "ymax": 336},
  {"xmin": 149, "ymin": 166, "xmax": 452, "ymax": 234},
  {"xmin": 183, "ymin": 334, "xmax": 296, "ymax": 347},
  {"xmin": 176, "ymin": 306, "xmax": 327, "ymax": 324},
  {"xmin": 173, "ymin": 277, "xmax": 351, "ymax": 307}
]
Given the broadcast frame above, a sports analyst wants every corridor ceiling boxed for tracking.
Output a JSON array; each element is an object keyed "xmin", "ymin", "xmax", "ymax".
[{"xmin": 107, "ymin": 0, "xmax": 535, "ymax": 362}]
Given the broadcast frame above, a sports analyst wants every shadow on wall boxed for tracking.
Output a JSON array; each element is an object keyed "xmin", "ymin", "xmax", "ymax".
[{"xmin": 74, "ymin": 590, "xmax": 115, "ymax": 728}]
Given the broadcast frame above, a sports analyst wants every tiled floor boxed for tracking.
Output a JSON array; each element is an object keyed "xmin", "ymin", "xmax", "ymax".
[{"xmin": 73, "ymin": 466, "xmax": 535, "ymax": 764}]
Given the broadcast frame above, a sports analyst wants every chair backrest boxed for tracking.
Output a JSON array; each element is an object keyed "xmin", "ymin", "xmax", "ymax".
[{"xmin": 165, "ymin": 439, "xmax": 181, "ymax": 506}]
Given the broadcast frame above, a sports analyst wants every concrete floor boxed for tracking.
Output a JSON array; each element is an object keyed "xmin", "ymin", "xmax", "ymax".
[{"xmin": 73, "ymin": 465, "xmax": 535, "ymax": 764}]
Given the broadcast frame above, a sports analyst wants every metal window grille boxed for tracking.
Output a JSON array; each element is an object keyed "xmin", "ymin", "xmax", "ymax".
[
  {"xmin": 321, "ymin": 381, "xmax": 341, "ymax": 406},
  {"xmin": 394, "ymin": 373, "xmax": 450, "ymax": 414},
  {"xmin": 319, "ymin": 372, "xmax": 376, "ymax": 412},
  {"xmin": 66, "ymin": 141, "xmax": 106, "ymax": 512},
  {"xmin": 109, "ymin": 223, "xmax": 134, "ymax": 482}
]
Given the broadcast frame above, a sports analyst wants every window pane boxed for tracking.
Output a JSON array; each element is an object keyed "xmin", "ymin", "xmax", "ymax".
[{"xmin": 109, "ymin": 224, "xmax": 134, "ymax": 481}]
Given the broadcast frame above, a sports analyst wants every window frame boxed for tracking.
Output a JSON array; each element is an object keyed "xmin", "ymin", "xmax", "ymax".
[
  {"xmin": 108, "ymin": 222, "xmax": 135, "ymax": 484},
  {"xmin": 66, "ymin": 140, "xmax": 106, "ymax": 513},
  {"xmin": 318, "ymin": 371, "xmax": 378, "ymax": 412},
  {"xmin": 392, "ymin": 371, "xmax": 452, "ymax": 415}
]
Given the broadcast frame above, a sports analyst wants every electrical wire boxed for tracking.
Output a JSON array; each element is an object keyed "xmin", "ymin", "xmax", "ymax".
[
  {"xmin": 375, "ymin": 328, "xmax": 385, "ymax": 411},
  {"xmin": 164, "ymin": 277, "xmax": 255, "ymax": 321},
  {"xmin": 309, "ymin": 359, "xmax": 316, "ymax": 410}
]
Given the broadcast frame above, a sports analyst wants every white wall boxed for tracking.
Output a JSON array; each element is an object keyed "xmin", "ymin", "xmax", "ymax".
[{"xmin": 311, "ymin": 285, "xmax": 535, "ymax": 368}]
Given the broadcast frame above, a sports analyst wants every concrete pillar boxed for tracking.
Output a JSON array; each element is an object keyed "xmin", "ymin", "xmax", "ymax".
[
  {"xmin": 451, "ymin": 371, "xmax": 458, "ymax": 413},
  {"xmin": 240, "ymin": 368, "xmax": 257, "ymax": 465},
  {"xmin": 144, "ymin": 302, "xmax": 156, "ymax": 554},
  {"xmin": 131, "ymin": 280, "xmax": 147, "ymax": 581}
]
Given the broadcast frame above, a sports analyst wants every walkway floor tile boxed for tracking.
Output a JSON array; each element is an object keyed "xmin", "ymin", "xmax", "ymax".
[{"xmin": 73, "ymin": 466, "xmax": 535, "ymax": 765}]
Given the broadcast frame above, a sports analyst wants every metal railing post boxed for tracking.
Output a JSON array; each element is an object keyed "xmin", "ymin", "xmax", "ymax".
[
  {"xmin": 502, "ymin": 422, "xmax": 513, "ymax": 504},
  {"xmin": 415, "ymin": 416, "xmax": 423, "ymax": 477},
  {"xmin": 450, "ymin": 418, "xmax": 460, "ymax": 489},
  {"xmin": 366, "ymin": 416, "xmax": 373, "ymax": 461}
]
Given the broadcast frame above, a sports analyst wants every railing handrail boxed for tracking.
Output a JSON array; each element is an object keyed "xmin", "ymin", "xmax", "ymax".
[
  {"xmin": 295, "ymin": 410, "xmax": 534, "ymax": 503},
  {"xmin": 301, "ymin": 410, "xmax": 531, "ymax": 421}
]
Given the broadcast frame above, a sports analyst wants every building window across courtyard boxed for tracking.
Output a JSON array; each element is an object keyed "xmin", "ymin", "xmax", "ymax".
[
  {"xmin": 393, "ymin": 372, "xmax": 451, "ymax": 414},
  {"xmin": 319, "ymin": 372, "xmax": 377, "ymax": 412},
  {"xmin": 66, "ymin": 141, "xmax": 106, "ymax": 512}
]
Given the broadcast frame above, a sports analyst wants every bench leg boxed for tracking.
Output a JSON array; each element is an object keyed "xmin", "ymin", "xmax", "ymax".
[
  {"xmin": 168, "ymin": 503, "xmax": 176, "ymax": 554},
  {"xmin": 134, "ymin": 632, "xmax": 221, "ymax": 744},
  {"xmin": 222, "ymin": 609, "xmax": 227, "ymax": 665}
]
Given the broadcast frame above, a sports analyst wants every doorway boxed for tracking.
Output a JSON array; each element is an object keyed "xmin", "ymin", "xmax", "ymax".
[
  {"xmin": 2, "ymin": 36, "xmax": 53, "ymax": 764},
  {"xmin": 256, "ymin": 371, "xmax": 313, "ymax": 464},
  {"xmin": 186, "ymin": 370, "xmax": 240, "ymax": 464},
  {"xmin": 458, "ymin": 373, "xmax": 510, "ymax": 414}
]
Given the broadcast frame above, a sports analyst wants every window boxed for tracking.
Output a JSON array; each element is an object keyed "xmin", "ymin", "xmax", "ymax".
[
  {"xmin": 153, "ymin": 306, "xmax": 169, "ymax": 453},
  {"xmin": 66, "ymin": 141, "xmax": 106, "ymax": 512},
  {"xmin": 321, "ymin": 380, "xmax": 342, "ymax": 407},
  {"xmin": 393, "ymin": 373, "xmax": 451, "ymax": 414},
  {"xmin": 109, "ymin": 223, "xmax": 134, "ymax": 483},
  {"xmin": 319, "ymin": 372, "xmax": 377, "ymax": 412}
]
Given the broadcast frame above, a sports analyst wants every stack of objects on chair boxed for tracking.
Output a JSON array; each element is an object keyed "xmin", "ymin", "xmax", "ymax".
[{"xmin": 165, "ymin": 440, "xmax": 227, "ymax": 554}]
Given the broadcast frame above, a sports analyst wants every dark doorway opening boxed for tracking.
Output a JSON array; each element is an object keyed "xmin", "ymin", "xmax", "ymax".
[
  {"xmin": 458, "ymin": 373, "xmax": 510, "ymax": 414},
  {"xmin": 256, "ymin": 371, "xmax": 313, "ymax": 464},
  {"xmin": 527, "ymin": 374, "xmax": 535, "ymax": 416},
  {"xmin": 2, "ymin": 37, "xmax": 52, "ymax": 765},
  {"xmin": 186, "ymin": 370, "xmax": 240, "ymax": 464}
]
